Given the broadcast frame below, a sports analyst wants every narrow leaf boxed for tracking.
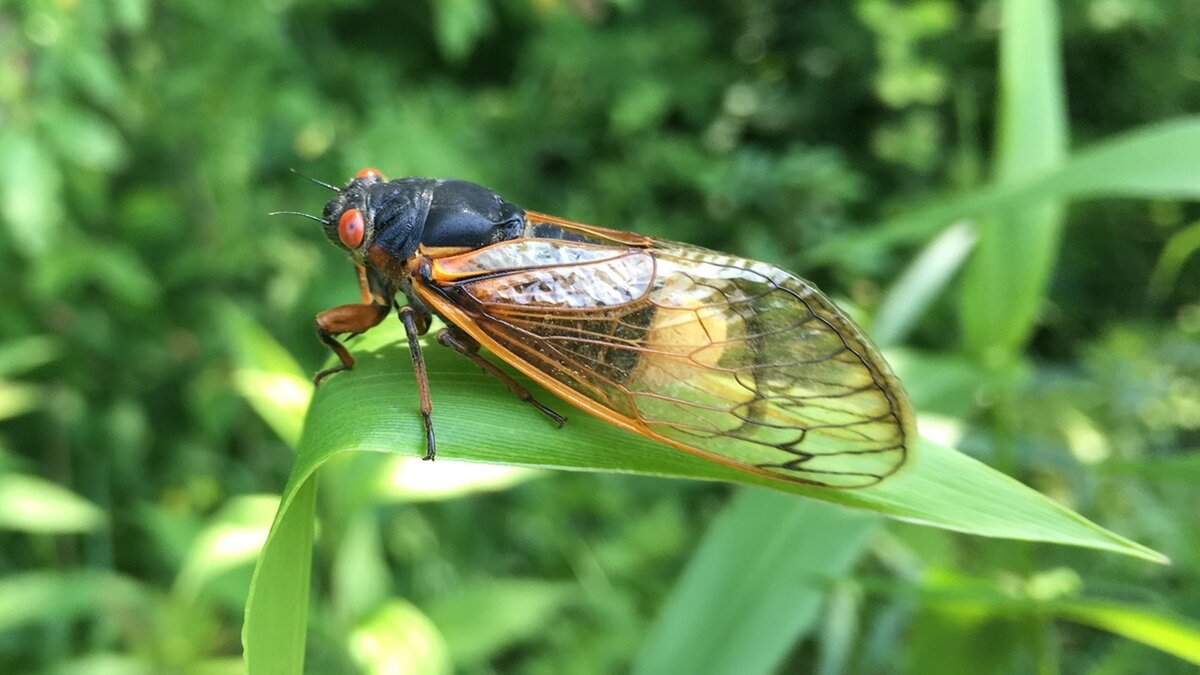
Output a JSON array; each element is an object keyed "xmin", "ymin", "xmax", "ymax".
[
  {"xmin": 633, "ymin": 490, "xmax": 878, "ymax": 675},
  {"xmin": 808, "ymin": 117, "xmax": 1200, "ymax": 266},
  {"xmin": 222, "ymin": 305, "xmax": 312, "ymax": 449},
  {"xmin": 175, "ymin": 495, "xmax": 279, "ymax": 601},
  {"xmin": 0, "ymin": 473, "xmax": 106, "ymax": 533},
  {"xmin": 348, "ymin": 600, "xmax": 452, "ymax": 675},
  {"xmin": 959, "ymin": 0, "xmax": 1067, "ymax": 357},
  {"xmin": 0, "ymin": 336, "xmax": 59, "ymax": 378},
  {"xmin": 244, "ymin": 323, "xmax": 1166, "ymax": 670},
  {"xmin": 1049, "ymin": 599, "xmax": 1200, "ymax": 665},
  {"xmin": 278, "ymin": 323, "xmax": 1162, "ymax": 560},
  {"xmin": 425, "ymin": 579, "xmax": 574, "ymax": 668},
  {"xmin": 0, "ymin": 571, "xmax": 147, "ymax": 633},
  {"xmin": 1148, "ymin": 219, "xmax": 1200, "ymax": 301},
  {"xmin": 242, "ymin": 479, "xmax": 316, "ymax": 675},
  {"xmin": 873, "ymin": 221, "xmax": 976, "ymax": 347}
]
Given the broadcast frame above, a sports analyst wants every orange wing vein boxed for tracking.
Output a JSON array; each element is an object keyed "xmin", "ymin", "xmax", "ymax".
[{"xmin": 414, "ymin": 217, "xmax": 916, "ymax": 488}]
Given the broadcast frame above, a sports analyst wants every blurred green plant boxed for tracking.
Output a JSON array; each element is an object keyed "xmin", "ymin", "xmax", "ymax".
[{"xmin": 1, "ymin": 0, "xmax": 1198, "ymax": 673}]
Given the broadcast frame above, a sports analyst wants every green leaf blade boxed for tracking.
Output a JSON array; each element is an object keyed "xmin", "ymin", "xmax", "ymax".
[
  {"xmin": 272, "ymin": 323, "xmax": 1164, "ymax": 562},
  {"xmin": 243, "ymin": 320, "xmax": 1166, "ymax": 671},
  {"xmin": 960, "ymin": 0, "xmax": 1068, "ymax": 358},
  {"xmin": 1049, "ymin": 599, "xmax": 1200, "ymax": 665},
  {"xmin": 0, "ymin": 473, "xmax": 106, "ymax": 533},
  {"xmin": 633, "ymin": 490, "xmax": 878, "ymax": 675},
  {"xmin": 808, "ymin": 116, "xmax": 1200, "ymax": 267},
  {"xmin": 425, "ymin": 579, "xmax": 575, "ymax": 668},
  {"xmin": 242, "ymin": 478, "xmax": 317, "ymax": 675}
]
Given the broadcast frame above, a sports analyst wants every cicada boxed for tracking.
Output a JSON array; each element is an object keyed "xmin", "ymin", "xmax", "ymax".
[{"xmin": 304, "ymin": 168, "xmax": 915, "ymax": 488}]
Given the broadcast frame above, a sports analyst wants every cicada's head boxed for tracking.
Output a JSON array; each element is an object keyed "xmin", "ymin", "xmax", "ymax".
[{"xmin": 321, "ymin": 168, "xmax": 437, "ymax": 263}]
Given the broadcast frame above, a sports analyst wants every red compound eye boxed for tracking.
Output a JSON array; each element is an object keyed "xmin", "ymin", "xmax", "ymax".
[
  {"xmin": 338, "ymin": 208, "xmax": 364, "ymax": 248},
  {"xmin": 355, "ymin": 167, "xmax": 385, "ymax": 180}
]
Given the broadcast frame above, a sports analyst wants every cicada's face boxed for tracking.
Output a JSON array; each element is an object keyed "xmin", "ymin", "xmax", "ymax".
[
  {"xmin": 322, "ymin": 170, "xmax": 444, "ymax": 266},
  {"xmin": 320, "ymin": 168, "xmax": 388, "ymax": 258}
]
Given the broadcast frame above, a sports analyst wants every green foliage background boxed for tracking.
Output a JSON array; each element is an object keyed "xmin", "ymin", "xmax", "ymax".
[{"xmin": 1, "ymin": 0, "xmax": 1199, "ymax": 673}]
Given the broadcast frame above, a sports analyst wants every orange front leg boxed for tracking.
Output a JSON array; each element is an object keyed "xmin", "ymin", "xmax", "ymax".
[{"xmin": 313, "ymin": 301, "xmax": 388, "ymax": 384}]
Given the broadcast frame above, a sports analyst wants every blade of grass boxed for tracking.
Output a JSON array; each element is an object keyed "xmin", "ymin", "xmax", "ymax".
[
  {"xmin": 910, "ymin": 573, "xmax": 1200, "ymax": 666},
  {"xmin": 1048, "ymin": 599, "xmax": 1200, "ymax": 665},
  {"xmin": 960, "ymin": 0, "xmax": 1067, "ymax": 359},
  {"xmin": 222, "ymin": 306, "xmax": 312, "ymax": 449},
  {"xmin": 242, "ymin": 478, "xmax": 316, "ymax": 675},
  {"xmin": 262, "ymin": 323, "xmax": 1162, "ymax": 559},
  {"xmin": 632, "ymin": 490, "xmax": 878, "ymax": 675},
  {"xmin": 1097, "ymin": 452, "xmax": 1200, "ymax": 483},
  {"xmin": 424, "ymin": 579, "xmax": 575, "ymax": 668},
  {"xmin": 992, "ymin": 0, "xmax": 1067, "ymax": 181},
  {"xmin": 816, "ymin": 582, "xmax": 861, "ymax": 675},
  {"xmin": 243, "ymin": 322, "xmax": 1166, "ymax": 672},
  {"xmin": 347, "ymin": 600, "xmax": 452, "ymax": 675},
  {"xmin": 808, "ymin": 116, "xmax": 1200, "ymax": 266},
  {"xmin": 873, "ymin": 221, "xmax": 976, "ymax": 347},
  {"xmin": 1148, "ymin": 219, "xmax": 1200, "ymax": 302},
  {"xmin": 0, "ymin": 473, "xmax": 106, "ymax": 533},
  {"xmin": 0, "ymin": 571, "xmax": 148, "ymax": 633},
  {"xmin": 225, "ymin": 277, "xmax": 1162, "ymax": 559}
]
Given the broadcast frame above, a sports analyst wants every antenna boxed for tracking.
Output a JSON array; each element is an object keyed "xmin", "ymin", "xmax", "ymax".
[
  {"xmin": 289, "ymin": 167, "xmax": 341, "ymax": 192},
  {"xmin": 268, "ymin": 210, "xmax": 326, "ymax": 223}
]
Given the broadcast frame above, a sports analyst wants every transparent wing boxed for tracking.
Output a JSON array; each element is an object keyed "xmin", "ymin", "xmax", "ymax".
[{"xmin": 420, "ymin": 229, "xmax": 915, "ymax": 488}]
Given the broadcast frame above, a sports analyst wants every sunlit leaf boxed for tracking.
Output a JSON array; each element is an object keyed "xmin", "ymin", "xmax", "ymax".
[
  {"xmin": 0, "ymin": 132, "xmax": 61, "ymax": 259},
  {"xmin": 1049, "ymin": 599, "xmax": 1200, "ymax": 666},
  {"xmin": 0, "ymin": 381, "xmax": 42, "ymax": 421},
  {"xmin": 0, "ymin": 473, "xmax": 105, "ymax": 533},
  {"xmin": 221, "ymin": 304, "xmax": 315, "ymax": 449},
  {"xmin": 431, "ymin": 0, "xmax": 494, "ymax": 63},
  {"xmin": 0, "ymin": 336, "xmax": 59, "ymax": 378},
  {"xmin": 111, "ymin": 0, "xmax": 150, "ymax": 32},
  {"xmin": 348, "ymin": 600, "xmax": 452, "ymax": 675},
  {"xmin": 47, "ymin": 654, "xmax": 158, "ymax": 675},
  {"xmin": 243, "ymin": 322, "xmax": 1163, "ymax": 671},
  {"xmin": 366, "ymin": 455, "xmax": 543, "ymax": 503},
  {"xmin": 175, "ymin": 495, "xmax": 279, "ymax": 601},
  {"xmin": 41, "ymin": 104, "xmax": 128, "ymax": 171}
]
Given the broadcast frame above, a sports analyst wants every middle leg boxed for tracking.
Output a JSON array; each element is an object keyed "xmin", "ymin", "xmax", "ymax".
[
  {"xmin": 436, "ymin": 326, "xmax": 566, "ymax": 428},
  {"xmin": 397, "ymin": 305, "xmax": 437, "ymax": 461}
]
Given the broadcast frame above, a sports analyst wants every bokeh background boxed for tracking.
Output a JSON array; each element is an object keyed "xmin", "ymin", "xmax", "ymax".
[{"xmin": 2, "ymin": 0, "xmax": 1199, "ymax": 673}]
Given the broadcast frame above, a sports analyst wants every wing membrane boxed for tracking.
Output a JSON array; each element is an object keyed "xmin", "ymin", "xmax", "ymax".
[{"xmin": 419, "ymin": 221, "xmax": 915, "ymax": 488}]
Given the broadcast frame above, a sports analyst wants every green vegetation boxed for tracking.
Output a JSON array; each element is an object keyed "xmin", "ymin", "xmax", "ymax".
[{"xmin": 2, "ymin": 1, "xmax": 1198, "ymax": 673}]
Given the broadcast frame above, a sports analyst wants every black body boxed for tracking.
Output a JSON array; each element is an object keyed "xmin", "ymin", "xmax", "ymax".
[{"xmin": 321, "ymin": 176, "xmax": 527, "ymax": 262}]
